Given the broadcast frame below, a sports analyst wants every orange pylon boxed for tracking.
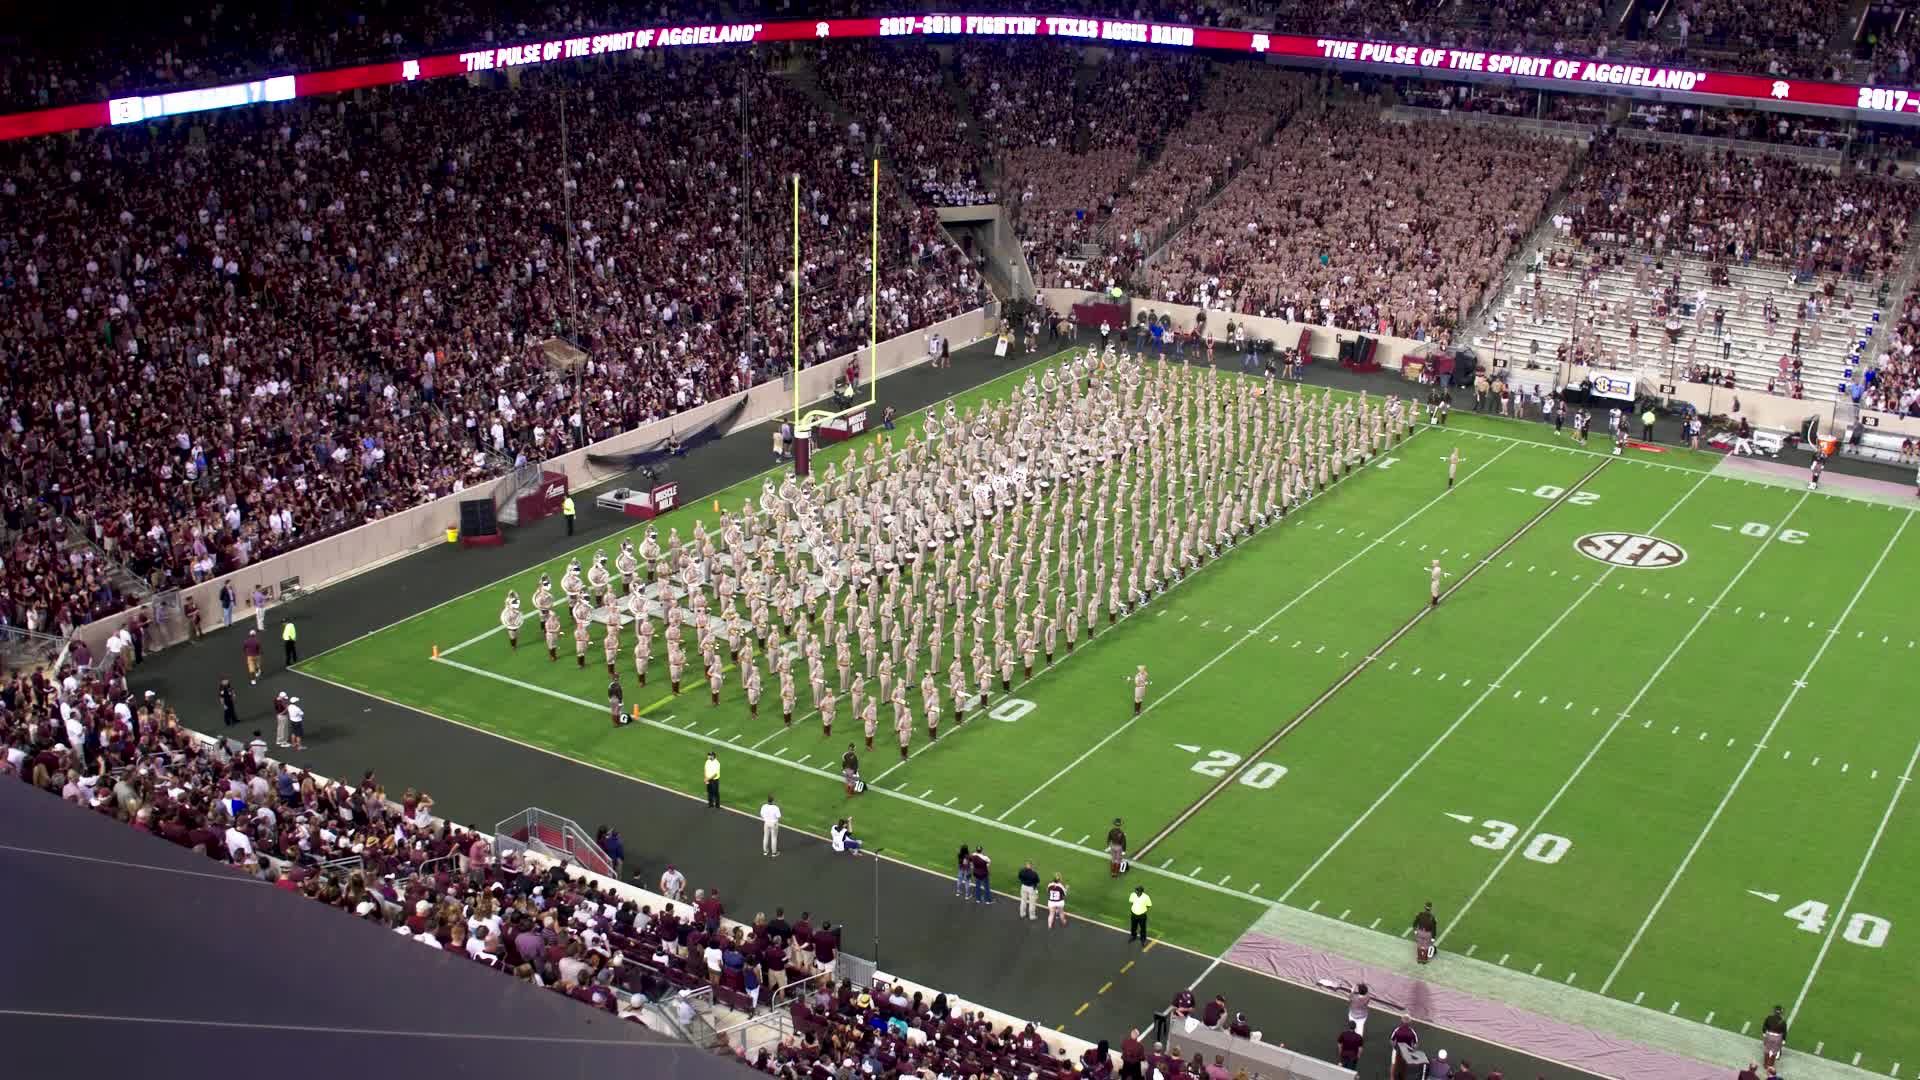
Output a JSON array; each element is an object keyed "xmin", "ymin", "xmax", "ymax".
[{"xmin": 431, "ymin": 644, "xmax": 440, "ymax": 659}]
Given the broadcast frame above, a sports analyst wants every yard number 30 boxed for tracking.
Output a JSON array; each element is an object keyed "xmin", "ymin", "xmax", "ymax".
[{"xmin": 1469, "ymin": 819, "xmax": 1572, "ymax": 864}]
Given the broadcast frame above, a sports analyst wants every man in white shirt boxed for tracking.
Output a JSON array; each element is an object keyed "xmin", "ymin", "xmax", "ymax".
[
  {"xmin": 659, "ymin": 865, "xmax": 686, "ymax": 901},
  {"xmin": 62, "ymin": 701, "xmax": 86, "ymax": 753},
  {"xmin": 760, "ymin": 794, "xmax": 782, "ymax": 857},
  {"xmin": 224, "ymin": 825, "xmax": 256, "ymax": 867}
]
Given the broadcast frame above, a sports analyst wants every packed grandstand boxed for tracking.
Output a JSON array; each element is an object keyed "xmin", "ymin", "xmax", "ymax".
[{"xmin": 7, "ymin": 2, "xmax": 1920, "ymax": 1078}]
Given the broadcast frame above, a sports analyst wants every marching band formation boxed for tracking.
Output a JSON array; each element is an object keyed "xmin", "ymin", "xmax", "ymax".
[{"xmin": 497, "ymin": 347, "xmax": 1414, "ymax": 760}]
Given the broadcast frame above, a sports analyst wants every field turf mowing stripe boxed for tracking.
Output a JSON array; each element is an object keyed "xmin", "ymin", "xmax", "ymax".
[
  {"xmin": 1599, "ymin": 510, "xmax": 1914, "ymax": 994},
  {"xmin": 1011, "ymin": 444, "xmax": 1608, "ymax": 881},
  {"xmin": 1268, "ymin": 456, "xmax": 1714, "ymax": 905},
  {"xmin": 1787, "ymin": 733, "xmax": 1920, "ymax": 1023},
  {"xmin": 994, "ymin": 426, "xmax": 1485, "ymax": 824},
  {"xmin": 1130, "ymin": 453, "xmax": 1609, "ymax": 864},
  {"xmin": 1441, "ymin": 479, "xmax": 1804, "ymax": 939}
]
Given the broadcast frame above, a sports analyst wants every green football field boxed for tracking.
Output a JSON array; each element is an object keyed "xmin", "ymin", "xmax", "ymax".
[{"xmin": 303, "ymin": 351, "xmax": 1920, "ymax": 1075}]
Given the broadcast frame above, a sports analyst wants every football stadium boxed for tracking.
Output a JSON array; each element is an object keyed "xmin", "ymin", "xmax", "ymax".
[{"xmin": 7, "ymin": 5, "xmax": 1920, "ymax": 1080}]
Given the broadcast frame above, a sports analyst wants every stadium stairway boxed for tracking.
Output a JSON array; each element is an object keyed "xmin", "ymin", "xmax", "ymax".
[{"xmin": 58, "ymin": 514, "xmax": 156, "ymax": 614}]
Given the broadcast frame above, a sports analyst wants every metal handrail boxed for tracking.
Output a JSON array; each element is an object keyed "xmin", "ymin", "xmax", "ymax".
[{"xmin": 773, "ymin": 967, "xmax": 832, "ymax": 1008}]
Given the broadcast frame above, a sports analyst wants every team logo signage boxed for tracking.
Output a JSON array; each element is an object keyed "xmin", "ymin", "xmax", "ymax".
[{"xmin": 1573, "ymin": 532, "xmax": 1687, "ymax": 569}]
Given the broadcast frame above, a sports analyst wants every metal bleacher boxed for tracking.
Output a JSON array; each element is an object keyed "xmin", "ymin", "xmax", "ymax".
[{"xmin": 1473, "ymin": 239, "xmax": 1881, "ymax": 396}]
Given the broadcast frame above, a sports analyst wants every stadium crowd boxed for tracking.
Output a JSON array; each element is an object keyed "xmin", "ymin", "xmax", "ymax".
[
  {"xmin": 0, "ymin": 654, "xmax": 833, "ymax": 1019},
  {"xmin": 979, "ymin": 48, "xmax": 1207, "ymax": 291},
  {"xmin": 1666, "ymin": 0, "xmax": 1842, "ymax": 74},
  {"xmin": 1560, "ymin": 136, "xmax": 1920, "ymax": 275},
  {"xmin": 766, "ymin": 979, "xmax": 1126, "ymax": 1078},
  {"xmin": 814, "ymin": 43, "xmax": 989, "ymax": 208},
  {"xmin": 1148, "ymin": 108, "xmax": 1574, "ymax": 345},
  {"xmin": 0, "ymin": 51, "xmax": 981, "ymax": 632},
  {"xmin": 1866, "ymin": 288, "xmax": 1920, "ymax": 417},
  {"xmin": 1099, "ymin": 66, "xmax": 1311, "ymax": 288},
  {"xmin": 1, "ymin": 650, "xmax": 1150, "ymax": 1076}
]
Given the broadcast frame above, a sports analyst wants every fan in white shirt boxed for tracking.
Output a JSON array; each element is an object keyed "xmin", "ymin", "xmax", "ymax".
[{"xmin": 224, "ymin": 826, "xmax": 255, "ymax": 865}]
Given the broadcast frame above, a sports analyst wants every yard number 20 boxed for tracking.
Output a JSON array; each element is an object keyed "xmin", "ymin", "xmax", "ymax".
[{"xmin": 1191, "ymin": 750, "xmax": 1289, "ymax": 790}]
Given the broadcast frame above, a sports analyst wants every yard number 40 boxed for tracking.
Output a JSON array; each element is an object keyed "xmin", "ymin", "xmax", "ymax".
[{"xmin": 1783, "ymin": 900, "xmax": 1891, "ymax": 948}]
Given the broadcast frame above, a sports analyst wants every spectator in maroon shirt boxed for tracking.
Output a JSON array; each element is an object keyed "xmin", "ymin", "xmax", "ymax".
[
  {"xmin": 1170, "ymin": 988, "xmax": 1195, "ymax": 1019},
  {"xmin": 1337, "ymin": 1021, "xmax": 1365, "ymax": 1068},
  {"xmin": 241, "ymin": 630, "xmax": 262, "ymax": 686},
  {"xmin": 1119, "ymin": 1028, "xmax": 1145, "ymax": 1080},
  {"xmin": 697, "ymin": 889, "xmax": 724, "ymax": 933},
  {"xmin": 812, "ymin": 921, "xmax": 840, "ymax": 975},
  {"xmin": 1201, "ymin": 993, "xmax": 1227, "ymax": 1029}
]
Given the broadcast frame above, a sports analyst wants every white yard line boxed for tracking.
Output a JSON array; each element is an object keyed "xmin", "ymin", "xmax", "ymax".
[
  {"xmin": 994, "ymin": 434, "xmax": 1504, "ymax": 824},
  {"xmin": 1444, "ymin": 477, "xmax": 1794, "ymax": 939},
  {"xmin": 441, "ymin": 624, "xmax": 504, "ymax": 657},
  {"xmin": 1788, "ymin": 733, "xmax": 1920, "ymax": 1024},
  {"xmin": 1600, "ymin": 511, "xmax": 1914, "ymax": 994}
]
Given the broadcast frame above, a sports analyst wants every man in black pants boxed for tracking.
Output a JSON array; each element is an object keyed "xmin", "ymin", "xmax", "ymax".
[{"xmin": 1127, "ymin": 885, "xmax": 1153, "ymax": 943}]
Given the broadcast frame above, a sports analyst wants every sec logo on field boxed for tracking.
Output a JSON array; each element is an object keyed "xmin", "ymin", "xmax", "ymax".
[{"xmin": 1573, "ymin": 532, "xmax": 1687, "ymax": 569}]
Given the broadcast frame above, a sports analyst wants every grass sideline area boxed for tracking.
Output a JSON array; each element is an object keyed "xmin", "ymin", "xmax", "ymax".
[{"xmin": 303, "ymin": 350, "xmax": 1920, "ymax": 1076}]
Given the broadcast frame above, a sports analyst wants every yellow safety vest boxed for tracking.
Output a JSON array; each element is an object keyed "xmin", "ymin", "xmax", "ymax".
[
  {"xmin": 562, "ymin": 496, "xmax": 576, "ymax": 516},
  {"xmin": 703, "ymin": 758, "xmax": 720, "ymax": 782},
  {"xmin": 1130, "ymin": 892, "xmax": 1153, "ymax": 916},
  {"xmin": 282, "ymin": 622, "xmax": 297, "ymax": 642}
]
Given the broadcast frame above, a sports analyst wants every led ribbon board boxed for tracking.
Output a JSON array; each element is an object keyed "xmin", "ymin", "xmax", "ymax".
[{"xmin": 1, "ymin": 14, "xmax": 1908, "ymax": 142}]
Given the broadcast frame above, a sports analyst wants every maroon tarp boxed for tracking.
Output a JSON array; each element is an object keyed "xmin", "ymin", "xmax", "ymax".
[{"xmin": 1072, "ymin": 301, "xmax": 1129, "ymax": 335}]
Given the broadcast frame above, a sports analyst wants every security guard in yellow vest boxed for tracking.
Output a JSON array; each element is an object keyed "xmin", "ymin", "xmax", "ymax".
[
  {"xmin": 281, "ymin": 619, "xmax": 298, "ymax": 665},
  {"xmin": 703, "ymin": 751, "xmax": 721, "ymax": 808},
  {"xmin": 1127, "ymin": 885, "xmax": 1152, "ymax": 944},
  {"xmin": 562, "ymin": 494, "xmax": 577, "ymax": 535}
]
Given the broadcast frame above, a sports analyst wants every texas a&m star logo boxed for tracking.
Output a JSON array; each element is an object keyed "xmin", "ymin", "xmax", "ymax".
[{"xmin": 1574, "ymin": 532, "xmax": 1688, "ymax": 569}]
